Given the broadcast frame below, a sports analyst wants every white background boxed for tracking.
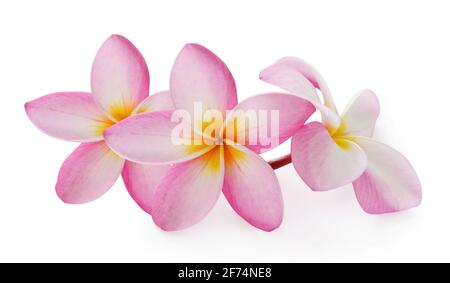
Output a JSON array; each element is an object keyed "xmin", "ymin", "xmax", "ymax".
[{"xmin": 0, "ymin": 0, "xmax": 448, "ymax": 262}]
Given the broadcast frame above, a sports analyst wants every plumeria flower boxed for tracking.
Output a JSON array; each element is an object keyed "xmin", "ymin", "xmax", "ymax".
[
  {"xmin": 25, "ymin": 35, "xmax": 173, "ymax": 213},
  {"xmin": 104, "ymin": 44, "xmax": 315, "ymax": 231},
  {"xmin": 260, "ymin": 57, "xmax": 422, "ymax": 214}
]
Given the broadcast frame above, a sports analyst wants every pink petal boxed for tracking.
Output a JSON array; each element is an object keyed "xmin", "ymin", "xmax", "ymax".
[
  {"xmin": 91, "ymin": 34, "xmax": 149, "ymax": 121},
  {"xmin": 56, "ymin": 141, "xmax": 125, "ymax": 204},
  {"xmin": 104, "ymin": 111, "xmax": 213, "ymax": 164},
  {"xmin": 258, "ymin": 60, "xmax": 320, "ymax": 103},
  {"xmin": 291, "ymin": 122, "xmax": 367, "ymax": 191},
  {"xmin": 223, "ymin": 145, "xmax": 283, "ymax": 231},
  {"xmin": 170, "ymin": 44, "xmax": 237, "ymax": 113},
  {"xmin": 352, "ymin": 137, "xmax": 422, "ymax": 214},
  {"xmin": 122, "ymin": 161, "xmax": 171, "ymax": 214},
  {"xmin": 133, "ymin": 91, "xmax": 174, "ymax": 114},
  {"xmin": 25, "ymin": 92, "xmax": 113, "ymax": 142},
  {"xmin": 336, "ymin": 90, "xmax": 380, "ymax": 137},
  {"xmin": 152, "ymin": 147, "xmax": 224, "ymax": 231},
  {"xmin": 225, "ymin": 93, "xmax": 315, "ymax": 153},
  {"xmin": 272, "ymin": 57, "xmax": 337, "ymax": 111},
  {"xmin": 259, "ymin": 57, "xmax": 341, "ymax": 130}
]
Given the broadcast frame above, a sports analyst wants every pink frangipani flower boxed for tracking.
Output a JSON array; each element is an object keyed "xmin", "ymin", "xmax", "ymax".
[
  {"xmin": 261, "ymin": 57, "xmax": 422, "ymax": 214},
  {"xmin": 25, "ymin": 35, "xmax": 173, "ymax": 213},
  {"xmin": 104, "ymin": 44, "xmax": 315, "ymax": 231}
]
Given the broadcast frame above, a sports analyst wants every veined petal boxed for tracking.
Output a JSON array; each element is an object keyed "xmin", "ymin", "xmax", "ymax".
[
  {"xmin": 223, "ymin": 145, "xmax": 283, "ymax": 231},
  {"xmin": 122, "ymin": 161, "xmax": 171, "ymax": 214},
  {"xmin": 133, "ymin": 91, "xmax": 174, "ymax": 114},
  {"xmin": 91, "ymin": 34, "xmax": 149, "ymax": 121},
  {"xmin": 170, "ymin": 44, "xmax": 237, "ymax": 113},
  {"xmin": 335, "ymin": 90, "xmax": 380, "ymax": 137},
  {"xmin": 104, "ymin": 111, "xmax": 213, "ymax": 164},
  {"xmin": 291, "ymin": 122, "xmax": 367, "ymax": 191},
  {"xmin": 259, "ymin": 58, "xmax": 340, "ymax": 130},
  {"xmin": 224, "ymin": 93, "xmax": 315, "ymax": 153},
  {"xmin": 25, "ymin": 92, "xmax": 113, "ymax": 142},
  {"xmin": 56, "ymin": 141, "xmax": 124, "ymax": 204},
  {"xmin": 152, "ymin": 146, "xmax": 224, "ymax": 231},
  {"xmin": 352, "ymin": 137, "xmax": 422, "ymax": 214}
]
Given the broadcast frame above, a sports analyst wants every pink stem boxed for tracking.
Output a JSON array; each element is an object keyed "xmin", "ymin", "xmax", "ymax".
[{"xmin": 268, "ymin": 154, "xmax": 292, "ymax": 170}]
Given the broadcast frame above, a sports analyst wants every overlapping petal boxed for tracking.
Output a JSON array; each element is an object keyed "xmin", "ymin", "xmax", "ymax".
[
  {"xmin": 133, "ymin": 91, "xmax": 174, "ymax": 114},
  {"xmin": 91, "ymin": 35, "xmax": 150, "ymax": 121},
  {"xmin": 25, "ymin": 31, "xmax": 424, "ymax": 232},
  {"xmin": 271, "ymin": 57, "xmax": 337, "ymax": 111},
  {"xmin": 352, "ymin": 137, "xmax": 422, "ymax": 214},
  {"xmin": 223, "ymin": 145, "xmax": 283, "ymax": 231},
  {"xmin": 291, "ymin": 122, "xmax": 367, "ymax": 191},
  {"xmin": 122, "ymin": 161, "xmax": 171, "ymax": 214},
  {"xmin": 104, "ymin": 111, "xmax": 213, "ymax": 164},
  {"xmin": 56, "ymin": 141, "xmax": 125, "ymax": 204},
  {"xmin": 225, "ymin": 93, "xmax": 315, "ymax": 153},
  {"xmin": 170, "ymin": 44, "xmax": 237, "ymax": 113},
  {"xmin": 152, "ymin": 147, "xmax": 224, "ymax": 231},
  {"xmin": 260, "ymin": 57, "xmax": 341, "ymax": 130},
  {"xmin": 25, "ymin": 92, "xmax": 113, "ymax": 142},
  {"xmin": 258, "ymin": 61, "xmax": 320, "ymax": 103},
  {"xmin": 336, "ymin": 90, "xmax": 380, "ymax": 137}
]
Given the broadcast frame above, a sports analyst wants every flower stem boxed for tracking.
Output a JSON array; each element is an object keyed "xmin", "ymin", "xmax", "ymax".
[{"xmin": 268, "ymin": 154, "xmax": 292, "ymax": 170}]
